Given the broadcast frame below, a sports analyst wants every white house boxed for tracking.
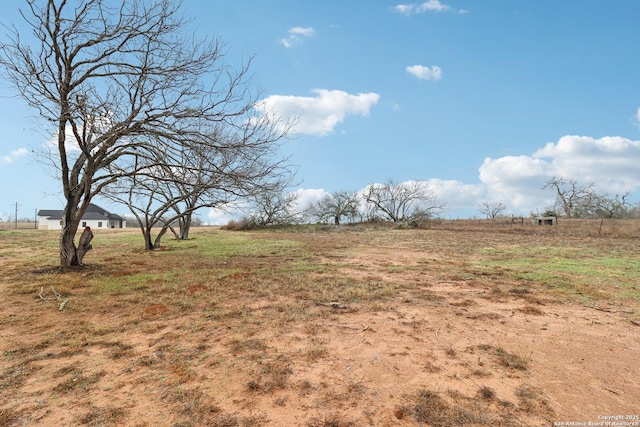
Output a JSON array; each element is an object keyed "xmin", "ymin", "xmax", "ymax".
[{"xmin": 37, "ymin": 204, "xmax": 126, "ymax": 230}]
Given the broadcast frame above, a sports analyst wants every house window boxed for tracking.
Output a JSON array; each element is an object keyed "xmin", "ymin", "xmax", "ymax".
[
  {"xmin": 82, "ymin": 221, "xmax": 87, "ymax": 227},
  {"xmin": 98, "ymin": 222, "xmax": 102, "ymax": 228}
]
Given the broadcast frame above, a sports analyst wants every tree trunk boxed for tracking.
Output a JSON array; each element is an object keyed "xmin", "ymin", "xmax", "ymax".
[
  {"xmin": 59, "ymin": 205, "xmax": 82, "ymax": 266},
  {"xmin": 59, "ymin": 225, "xmax": 79, "ymax": 266},
  {"xmin": 179, "ymin": 212, "xmax": 192, "ymax": 239},
  {"xmin": 141, "ymin": 224, "xmax": 170, "ymax": 250},
  {"xmin": 76, "ymin": 227, "xmax": 94, "ymax": 265},
  {"xmin": 143, "ymin": 226, "xmax": 154, "ymax": 250},
  {"xmin": 153, "ymin": 226, "xmax": 170, "ymax": 249},
  {"xmin": 58, "ymin": 197, "xmax": 96, "ymax": 266},
  {"xmin": 169, "ymin": 224, "xmax": 180, "ymax": 239}
]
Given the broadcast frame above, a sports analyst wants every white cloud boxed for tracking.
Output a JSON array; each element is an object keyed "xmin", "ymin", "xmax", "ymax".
[
  {"xmin": 292, "ymin": 188, "xmax": 328, "ymax": 210},
  {"xmin": 532, "ymin": 135, "xmax": 640, "ymax": 193},
  {"xmin": 479, "ymin": 156, "xmax": 556, "ymax": 212},
  {"xmin": 205, "ymin": 189, "xmax": 329, "ymax": 225},
  {"xmin": 281, "ymin": 26, "xmax": 315, "ymax": 48},
  {"xmin": 45, "ymin": 127, "xmax": 80, "ymax": 152},
  {"xmin": 254, "ymin": 89, "xmax": 380, "ymax": 136},
  {"xmin": 394, "ymin": 1, "xmax": 467, "ymax": 15},
  {"xmin": 1, "ymin": 148, "xmax": 29, "ymax": 164},
  {"xmin": 394, "ymin": 4, "xmax": 415, "ymax": 15},
  {"xmin": 426, "ymin": 179, "xmax": 486, "ymax": 211},
  {"xmin": 477, "ymin": 135, "xmax": 640, "ymax": 213},
  {"xmin": 211, "ymin": 135, "xmax": 640, "ymax": 221},
  {"xmin": 419, "ymin": 0, "xmax": 452, "ymax": 12},
  {"xmin": 406, "ymin": 65, "xmax": 442, "ymax": 81},
  {"xmin": 357, "ymin": 179, "xmax": 488, "ymax": 217},
  {"xmin": 479, "ymin": 156, "xmax": 554, "ymax": 187},
  {"xmin": 206, "ymin": 201, "xmax": 248, "ymax": 225}
]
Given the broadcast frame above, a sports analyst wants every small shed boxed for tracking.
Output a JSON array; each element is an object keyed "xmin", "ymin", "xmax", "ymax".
[{"xmin": 531, "ymin": 216, "xmax": 557, "ymax": 226}]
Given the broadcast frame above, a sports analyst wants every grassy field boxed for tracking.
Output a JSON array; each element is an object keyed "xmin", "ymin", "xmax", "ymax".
[
  {"xmin": 0, "ymin": 223, "xmax": 638, "ymax": 426},
  {"xmin": 0, "ymin": 222, "xmax": 38, "ymax": 231}
]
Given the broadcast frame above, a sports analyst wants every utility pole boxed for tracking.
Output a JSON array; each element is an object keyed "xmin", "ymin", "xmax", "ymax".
[{"xmin": 14, "ymin": 202, "xmax": 19, "ymax": 229}]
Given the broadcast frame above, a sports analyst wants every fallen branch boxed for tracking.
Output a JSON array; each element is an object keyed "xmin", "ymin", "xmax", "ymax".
[
  {"xmin": 330, "ymin": 324, "xmax": 370, "ymax": 334},
  {"xmin": 316, "ymin": 301, "xmax": 348, "ymax": 309},
  {"xmin": 59, "ymin": 298, "xmax": 70, "ymax": 311},
  {"xmin": 590, "ymin": 306, "xmax": 612, "ymax": 313},
  {"xmin": 38, "ymin": 286, "xmax": 70, "ymax": 311},
  {"xmin": 38, "ymin": 286, "xmax": 61, "ymax": 301},
  {"xmin": 602, "ymin": 386, "xmax": 620, "ymax": 395}
]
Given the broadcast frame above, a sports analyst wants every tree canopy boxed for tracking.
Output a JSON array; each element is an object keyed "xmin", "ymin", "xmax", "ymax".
[{"xmin": 0, "ymin": 0, "xmax": 290, "ymax": 262}]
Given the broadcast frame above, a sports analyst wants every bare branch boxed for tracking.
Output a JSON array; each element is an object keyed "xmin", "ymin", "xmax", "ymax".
[
  {"xmin": 306, "ymin": 191, "xmax": 360, "ymax": 225},
  {"xmin": 0, "ymin": 0, "xmax": 292, "ymax": 263},
  {"xmin": 364, "ymin": 179, "xmax": 445, "ymax": 223},
  {"xmin": 478, "ymin": 201, "xmax": 507, "ymax": 219}
]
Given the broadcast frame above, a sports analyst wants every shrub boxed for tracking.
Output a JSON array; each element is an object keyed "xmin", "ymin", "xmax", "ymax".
[{"xmin": 221, "ymin": 216, "xmax": 258, "ymax": 231}]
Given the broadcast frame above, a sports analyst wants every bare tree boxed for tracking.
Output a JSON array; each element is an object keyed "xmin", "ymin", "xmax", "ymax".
[
  {"xmin": 625, "ymin": 201, "xmax": 640, "ymax": 219},
  {"xmin": 306, "ymin": 191, "xmax": 360, "ymax": 225},
  {"xmin": 541, "ymin": 177, "xmax": 634, "ymax": 219},
  {"xmin": 0, "ymin": 0, "xmax": 284, "ymax": 265},
  {"xmin": 542, "ymin": 177, "xmax": 596, "ymax": 218},
  {"xmin": 363, "ymin": 179, "xmax": 444, "ymax": 223},
  {"xmin": 590, "ymin": 193, "xmax": 631, "ymax": 219},
  {"xmin": 105, "ymin": 162, "xmax": 193, "ymax": 250},
  {"xmin": 478, "ymin": 201, "xmax": 507, "ymax": 219},
  {"xmin": 249, "ymin": 182, "xmax": 300, "ymax": 227},
  {"xmin": 105, "ymin": 124, "xmax": 291, "ymax": 249},
  {"xmin": 168, "ymin": 124, "xmax": 292, "ymax": 238}
]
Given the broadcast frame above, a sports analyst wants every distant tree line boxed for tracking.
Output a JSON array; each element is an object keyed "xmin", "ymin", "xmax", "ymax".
[
  {"xmin": 542, "ymin": 177, "xmax": 640, "ymax": 219},
  {"xmin": 2, "ymin": 0, "xmax": 638, "ymax": 266},
  {"xmin": 225, "ymin": 175, "xmax": 640, "ymax": 230},
  {"xmin": 476, "ymin": 178, "xmax": 640, "ymax": 221},
  {"xmin": 224, "ymin": 179, "xmax": 447, "ymax": 230}
]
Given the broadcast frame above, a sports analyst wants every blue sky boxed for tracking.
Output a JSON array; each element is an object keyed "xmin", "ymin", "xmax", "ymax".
[{"xmin": 1, "ymin": 0, "xmax": 640, "ymax": 223}]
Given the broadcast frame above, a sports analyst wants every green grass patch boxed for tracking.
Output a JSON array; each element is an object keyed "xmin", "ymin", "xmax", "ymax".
[
  {"xmin": 170, "ymin": 230, "xmax": 303, "ymax": 259},
  {"xmin": 474, "ymin": 245, "xmax": 640, "ymax": 301}
]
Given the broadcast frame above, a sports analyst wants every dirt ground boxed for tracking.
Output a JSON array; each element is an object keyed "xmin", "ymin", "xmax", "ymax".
[{"xmin": 1, "ymin": 227, "xmax": 639, "ymax": 426}]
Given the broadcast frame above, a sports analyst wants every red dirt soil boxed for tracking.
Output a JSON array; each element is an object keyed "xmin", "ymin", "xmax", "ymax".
[{"xmin": 1, "ymin": 229, "xmax": 638, "ymax": 426}]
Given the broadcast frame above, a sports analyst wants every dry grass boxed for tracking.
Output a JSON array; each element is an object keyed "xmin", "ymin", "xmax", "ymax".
[
  {"xmin": 0, "ymin": 222, "xmax": 638, "ymax": 425},
  {"xmin": 0, "ymin": 222, "xmax": 38, "ymax": 231},
  {"xmin": 396, "ymin": 389, "xmax": 495, "ymax": 426},
  {"xmin": 431, "ymin": 217, "xmax": 640, "ymax": 238},
  {"xmin": 477, "ymin": 385, "xmax": 496, "ymax": 400}
]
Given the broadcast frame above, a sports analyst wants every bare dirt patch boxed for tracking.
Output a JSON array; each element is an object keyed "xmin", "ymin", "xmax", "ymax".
[{"xmin": 0, "ymin": 226, "xmax": 638, "ymax": 426}]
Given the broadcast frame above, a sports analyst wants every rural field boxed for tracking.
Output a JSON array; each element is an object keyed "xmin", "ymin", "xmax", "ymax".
[{"xmin": 1, "ymin": 220, "xmax": 639, "ymax": 426}]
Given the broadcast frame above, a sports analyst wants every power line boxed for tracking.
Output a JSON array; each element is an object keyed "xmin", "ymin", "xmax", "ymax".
[{"xmin": 14, "ymin": 202, "xmax": 20, "ymax": 229}]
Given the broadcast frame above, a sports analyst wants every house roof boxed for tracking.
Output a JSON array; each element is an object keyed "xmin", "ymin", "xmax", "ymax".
[
  {"xmin": 37, "ymin": 209, "xmax": 62, "ymax": 218},
  {"xmin": 38, "ymin": 204, "xmax": 123, "ymax": 221}
]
